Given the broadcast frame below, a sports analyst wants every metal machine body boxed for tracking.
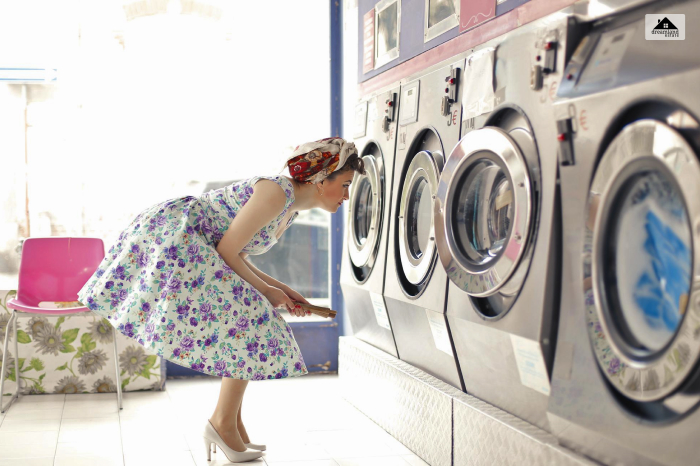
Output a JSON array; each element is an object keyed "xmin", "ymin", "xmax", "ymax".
[
  {"xmin": 341, "ymin": 83, "xmax": 402, "ymax": 358},
  {"xmin": 434, "ymin": 8, "xmax": 581, "ymax": 432},
  {"xmin": 548, "ymin": 1, "xmax": 700, "ymax": 464},
  {"xmin": 383, "ymin": 57, "xmax": 465, "ymax": 390}
]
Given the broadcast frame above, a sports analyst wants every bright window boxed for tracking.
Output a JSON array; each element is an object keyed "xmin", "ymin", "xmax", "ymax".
[{"xmin": 0, "ymin": 1, "xmax": 331, "ymax": 305}]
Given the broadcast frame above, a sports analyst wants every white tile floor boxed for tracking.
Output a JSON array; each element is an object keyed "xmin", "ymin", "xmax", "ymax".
[{"xmin": 0, "ymin": 374, "xmax": 429, "ymax": 466}]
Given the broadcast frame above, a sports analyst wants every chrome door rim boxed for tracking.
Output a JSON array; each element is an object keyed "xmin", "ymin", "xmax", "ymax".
[
  {"xmin": 586, "ymin": 119, "xmax": 700, "ymax": 402},
  {"xmin": 435, "ymin": 127, "xmax": 532, "ymax": 296},
  {"xmin": 398, "ymin": 150, "xmax": 442, "ymax": 285},
  {"xmin": 348, "ymin": 155, "xmax": 382, "ymax": 269}
]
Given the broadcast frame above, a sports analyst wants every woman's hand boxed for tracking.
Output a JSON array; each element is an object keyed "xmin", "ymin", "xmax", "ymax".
[
  {"xmin": 282, "ymin": 286, "xmax": 312, "ymax": 317},
  {"xmin": 263, "ymin": 286, "xmax": 295, "ymax": 312}
]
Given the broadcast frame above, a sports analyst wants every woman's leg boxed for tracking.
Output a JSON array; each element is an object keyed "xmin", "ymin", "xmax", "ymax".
[
  {"xmin": 237, "ymin": 391, "xmax": 251, "ymax": 444},
  {"xmin": 209, "ymin": 378, "xmax": 248, "ymax": 452}
]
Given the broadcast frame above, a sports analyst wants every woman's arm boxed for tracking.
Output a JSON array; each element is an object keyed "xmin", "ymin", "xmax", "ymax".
[
  {"xmin": 215, "ymin": 180, "xmax": 295, "ymax": 311},
  {"xmin": 239, "ymin": 255, "xmax": 309, "ymax": 304},
  {"xmin": 240, "ymin": 255, "xmax": 286, "ymax": 290}
]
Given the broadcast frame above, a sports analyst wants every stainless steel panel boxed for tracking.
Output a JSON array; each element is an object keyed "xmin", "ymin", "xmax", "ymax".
[
  {"xmin": 442, "ymin": 11, "xmax": 574, "ymax": 432},
  {"xmin": 548, "ymin": 1, "xmax": 700, "ymax": 464},
  {"xmin": 571, "ymin": 0, "xmax": 658, "ymax": 21},
  {"xmin": 383, "ymin": 57, "xmax": 466, "ymax": 390},
  {"xmin": 384, "ymin": 297, "xmax": 462, "ymax": 389},
  {"xmin": 339, "ymin": 336, "xmax": 456, "ymax": 466},
  {"xmin": 341, "ymin": 83, "xmax": 401, "ymax": 358},
  {"xmin": 339, "ymin": 336, "xmax": 596, "ymax": 466},
  {"xmin": 454, "ymin": 392, "xmax": 598, "ymax": 466}
]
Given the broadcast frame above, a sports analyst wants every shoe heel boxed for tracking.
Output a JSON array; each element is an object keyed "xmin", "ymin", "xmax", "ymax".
[{"xmin": 203, "ymin": 437, "xmax": 212, "ymax": 461}]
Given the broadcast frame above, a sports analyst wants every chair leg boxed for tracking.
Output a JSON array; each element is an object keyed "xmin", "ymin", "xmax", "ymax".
[
  {"xmin": 113, "ymin": 335, "xmax": 122, "ymax": 410},
  {"xmin": 13, "ymin": 311, "xmax": 20, "ymax": 399},
  {"xmin": 1, "ymin": 311, "xmax": 19, "ymax": 413}
]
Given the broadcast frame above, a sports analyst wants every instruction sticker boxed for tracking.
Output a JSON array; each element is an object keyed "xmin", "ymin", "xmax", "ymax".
[
  {"xmin": 369, "ymin": 291, "xmax": 391, "ymax": 330},
  {"xmin": 426, "ymin": 310, "xmax": 453, "ymax": 356},
  {"xmin": 462, "ymin": 47, "xmax": 496, "ymax": 121},
  {"xmin": 510, "ymin": 334, "xmax": 551, "ymax": 396},
  {"xmin": 354, "ymin": 101, "xmax": 368, "ymax": 138},
  {"xmin": 578, "ymin": 26, "xmax": 635, "ymax": 87}
]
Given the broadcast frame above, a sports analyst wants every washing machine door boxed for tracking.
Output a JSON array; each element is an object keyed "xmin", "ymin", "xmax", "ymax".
[
  {"xmin": 585, "ymin": 119, "xmax": 700, "ymax": 404},
  {"xmin": 398, "ymin": 150, "xmax": 442, "ymax": 289},
  {"xmin": 348, "ymin": 150, "xmax": 384, "ymax": 281},
  {"xmin": 435, "ymin": 127, "xmax": 532, "ymax": 298}
]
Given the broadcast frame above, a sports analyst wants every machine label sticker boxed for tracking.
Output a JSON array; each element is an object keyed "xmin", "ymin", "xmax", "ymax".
[
  {"xmin": 354, "ymin": 101, "xmax": 368, "ymax": 138},
  {"xmin": 425, "ymin": 310, "xmax": 453, "ymax": 356},
  {"xmin": 398, "ymin": 128, "xmax": 407, "ymax": 150},
  {"xmin": 367, "ymin": 99, "xmax": 378, "ymax": 123},
  {"xmin": 462, "ymin": 117, "xmax": 475, "ymax": 134},
  {"xmin": 578, "ymin": 27, "xmax": 635, "ymax": 87},
  {"xmin": 510, "ymin": 334, "xmax": 551, "ymax": 396},
  {"xmin": 646, "ymin": 14, "xmax": 685, "ymax": 40},
  {"xmin": 399, "ymin": 81, "xmax": 420, "ymax": 126},
  {"xmin": 369, "ymin": 292, "xmax": 392, "ymax": 330},
  {"xmin": 462, "ymin": 48, "xmax": 496, "ymax": 121}
]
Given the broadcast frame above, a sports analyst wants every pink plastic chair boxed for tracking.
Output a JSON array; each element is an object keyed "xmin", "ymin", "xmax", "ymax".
[{"xmin": 1, "ymin": 237, "xmax": 123, "ymax": 412}]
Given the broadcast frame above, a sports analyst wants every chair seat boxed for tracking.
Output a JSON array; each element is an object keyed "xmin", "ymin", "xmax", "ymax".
[{"xmin": 7, "ymin": 297, "xmax": 90, "ymax": 315}]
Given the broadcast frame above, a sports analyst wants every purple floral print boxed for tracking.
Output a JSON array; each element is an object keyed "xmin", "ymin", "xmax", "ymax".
[{"xmin": 77, "ymin": 176, "xmax": 307, "ymax": 380}]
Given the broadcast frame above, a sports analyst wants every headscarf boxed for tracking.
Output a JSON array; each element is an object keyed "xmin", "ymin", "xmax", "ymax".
[{"xmin": 285, "ymin": 137, "xmax": 357, "ymax": 184}]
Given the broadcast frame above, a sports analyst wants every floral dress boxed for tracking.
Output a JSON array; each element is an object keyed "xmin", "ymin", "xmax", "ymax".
[{"xmin": 78, "ymin": 175, "xmax": 307, "ymax": 380}]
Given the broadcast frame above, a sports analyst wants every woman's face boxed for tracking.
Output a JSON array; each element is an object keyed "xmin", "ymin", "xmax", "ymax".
[{"xmin": 319, "ymin": 170, "xmax": 355, "ymax": 212}]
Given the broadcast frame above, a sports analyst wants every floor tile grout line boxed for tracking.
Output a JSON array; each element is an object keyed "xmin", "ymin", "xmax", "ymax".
[
  {"xmin": 52, "ymin": 395, "xmax": 66, "ymax": 465},
  {"xmin": 117, "ymin": 392, "xmax": 126, "ymax": 466}
]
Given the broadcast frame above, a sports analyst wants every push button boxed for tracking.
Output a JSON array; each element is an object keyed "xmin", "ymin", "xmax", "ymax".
[
  {"xmin": 543, "ymin": 40, "xmax": 557, "ymax": 75},
  {"xmin": 556, "ymin": 117, "xmax": 575, "ymax": 166},
  {"xmin": 383, "ymin": 92, "xmax": 397, "ymax": 133}
]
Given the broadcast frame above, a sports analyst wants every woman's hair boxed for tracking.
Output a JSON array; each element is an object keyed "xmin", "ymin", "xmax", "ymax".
[{"xmin": 326, "ymin": 153, "xmax": 365, "ymax": 182}]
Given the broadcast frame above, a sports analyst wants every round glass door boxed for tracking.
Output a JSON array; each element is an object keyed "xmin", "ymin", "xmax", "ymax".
[
  {"xmin": 398, "ymin": 151, "xmax": 442, "ymax": 286},
  {"xmin": 586, "ymin": 119, "xmax": 700, "ymax": 402},
  {"xmin": 435, "ymin": 127, "xmax": 532, "ymax": 297},
  {"xmin": 348, "ymin": 153, "xmax": 383, "ymax": 274}
]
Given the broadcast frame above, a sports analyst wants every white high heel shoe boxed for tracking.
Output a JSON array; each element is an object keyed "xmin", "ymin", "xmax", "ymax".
[
  {"xmin": 244, "ymin": 442, "xmax": 267, "ymax": 451},
  {"xmin": 203, "ymin": 420, "xmax": 262, "ymax": 462},
  {"xmin": 213, "ymin": 442, "xmax": 267, "ymax": 452}
]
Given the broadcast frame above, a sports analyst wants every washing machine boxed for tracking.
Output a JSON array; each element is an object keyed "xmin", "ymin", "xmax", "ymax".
[
  {"xmin": 433, "ymin": 8, "xmax": 582, "ymax": 432},
  {"xmin": 547, "ymin": 1, "xmax": 700, "ymax": 464},
  {"xmin": 341, "ymin": 83, "xmax": 401, "ymax": 357},
  {"xmin": 382, "ymin": 57, "xmax": 465, "ymax": 391}
]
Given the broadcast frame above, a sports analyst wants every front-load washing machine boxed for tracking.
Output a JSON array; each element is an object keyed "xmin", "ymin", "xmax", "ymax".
[
  {"xmin": 548, "ymin": 1, "xmax": 700, "ymax": 464},
  {"xmin": 434, "ymin": 8, "xmax": 581, "ymax": 432},
  {"xmin": 382, "ymin": 57, "xmax": 465, "ymax": 391},
  {"xmin": 341, "ymin": 83, "xmax": 401, "ymax": 358}
]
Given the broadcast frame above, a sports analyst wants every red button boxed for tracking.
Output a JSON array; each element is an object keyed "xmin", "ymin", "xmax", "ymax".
[
  {"xmin": 557, "ymin": 133, "xmax": 567, "ymax": 142},
  {"xmin": 544, "ymin": 41, "xmax": 554, "ymax": 50},
  {"xmin": 388, "ymin": 101, "xmax": 393, "ymax": 107},
  {"xmin": 445, "ymin": 88, "xmax": 449, "ymax": 93},
  {"xmin": 567, "ymin": 73, "xmax": 574, "ymax": 80},
  {"xmin": 449, "ymin": 78, "xmax": 455, "ymax": 85},
  {"xmin": 536, "ymin": 55, "xmax": 541, "ymax": 62}
]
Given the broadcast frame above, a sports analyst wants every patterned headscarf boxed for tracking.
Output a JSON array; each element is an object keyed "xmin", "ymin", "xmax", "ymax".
[{"xmin": 285, "ymin": 137, "xmax": 358, "ymax": 184}]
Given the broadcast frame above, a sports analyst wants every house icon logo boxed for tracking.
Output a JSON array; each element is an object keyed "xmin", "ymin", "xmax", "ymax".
[
  {"xmin": 653, "ymin": 17, "xmax": 679, "ymax": 36},
  {"xmin": 646, "ymin": 14, "xmax": 685, "ymax": 40}
]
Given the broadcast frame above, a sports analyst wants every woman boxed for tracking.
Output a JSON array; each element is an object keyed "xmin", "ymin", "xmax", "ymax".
[{"xmin": 78, "ymin": 137, "xmax": 364, "ymax": 462}]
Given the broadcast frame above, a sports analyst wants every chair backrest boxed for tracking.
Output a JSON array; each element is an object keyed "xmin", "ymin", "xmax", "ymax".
[{"xmin": 17, "ymin": 237, "xmax": 105, "ymax": 306}]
